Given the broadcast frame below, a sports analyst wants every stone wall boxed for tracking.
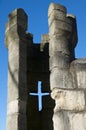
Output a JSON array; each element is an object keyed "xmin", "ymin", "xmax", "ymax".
[
  {"xmin": 48, "ymin": 3, "xmax": 86, "ymax": 130},
  {"xmin": 5, "ymin": 9, "xmax": 28, "ymax": 130},
  {"xmin": 5, "ymin": 8, "xmax": 54, "ymax": 130},
  {"xmin": 5, "ymin": 3, "xmax": 86, "ymax": 130}
]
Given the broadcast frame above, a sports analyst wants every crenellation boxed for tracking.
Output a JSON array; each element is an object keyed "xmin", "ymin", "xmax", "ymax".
[
  {"xmin": 48, "ymin": 3, "xmax": 67, "ymax": 18},
  {"xmin": 5, "ymin": 3, "xmax": 86, "ymax": 130},
  {"xmin": 8, "ymin": 8, "xmax": 28, "ymax": 31}
]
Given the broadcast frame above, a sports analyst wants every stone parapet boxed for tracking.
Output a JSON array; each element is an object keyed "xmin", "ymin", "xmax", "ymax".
[
  {"xmin": 48, "ymin": 3, "xmax": 67, "ymax": 17},
  {"xmin": 6, "ymin": 8, "xmax": 27, "ymax": 32}
]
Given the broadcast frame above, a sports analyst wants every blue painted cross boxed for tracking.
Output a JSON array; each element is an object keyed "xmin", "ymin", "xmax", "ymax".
[{"xmin": 29, "ymin": 81, "xmax": 49, "ymax": 111}]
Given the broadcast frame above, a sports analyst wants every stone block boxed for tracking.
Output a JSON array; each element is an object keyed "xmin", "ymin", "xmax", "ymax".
[
  {"xmin": 53, "ymin": 111, "xmax": 69, "ymax": 130},
  {"xmin": 48, "ymin": 9, "xmax": 66, "ymax": 27},
  {"xmin": 41, "ymin": 34, "xmax": 49, "ymax": 44},
  {"xmin": 7, "ymin": 100, "xmax": 26, "ymax": 115},
  {"xmin": 50, "ymin": 68, "xmax": 74, "ymax": 89},
  {"xmin": 53, "ymin": 111, "xmax": 86, "ymax": 130},
  {"xmin": 71, "ymin": 59, "xmax": 86, "ymax": 89},
  {"xmin": 48, "ymin": 3, "xmax": 67, "ymax": 18},
  {"xmin": 51, "ymin": 88, "xmax": 86, "ymax": 111},
  {"xmin": 7, "ymin": 8, "xmax": 28, "ymax": 31},
  {"xmin": 8, "ymin": 43, "xmax": 19, "ymax": 60},
  {"xmin": 67, "ymin": 14, "xmax": 78, "ymax": 47},
  {"xmin": 6, "ymin": 114, "xmax": 27, "ymax": 130},
  {"xmin": 49, "ymin": 36, "xmax": 70, "ymax": 56},
  {"xmin": 40, "ymin": 35, "xmax": 49, "ymax": 51},
  {"xmin": 5, "ymin": 31, "xmax": 20, "ymax": 47},
  {"xmin": 6, "ymin": 114, "xmax": 18, "ymax": 130},
  {"xmin": 69, "ymin": 112, "xmax": 86, "ymax": 130},
  {"xmin": 7, "ymin": 83, "xmax": 27, "ymax": 102},
  {"xmin": 49, "ymin": 20, "xmax": 72, "ymax": 35},
  {"xmin": 49, "ymin": 52, "xmax": 70, "ymax": 70}
]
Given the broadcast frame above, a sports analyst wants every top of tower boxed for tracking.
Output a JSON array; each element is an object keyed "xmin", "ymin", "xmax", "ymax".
[
  {"xmin": 48, "ymin": 3, "xmax": 67, "ymax": 17},
  {"xmin": 6, "ymin": 8, "xmax": 28, "ymax": 33}
]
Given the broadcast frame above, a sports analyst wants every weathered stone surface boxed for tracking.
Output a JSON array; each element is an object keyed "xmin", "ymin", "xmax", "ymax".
[
  {"xmin": 7, "ymin": 8, "xmax": 28, "ymax": 31},
  {"xmin": 53, "ymin": 111, "xmax": 69, "ymax": 130},
  {"xmin": 48, "ymin": 3, "xmax": 86, "ymax": 130},
  {"xmin": 69, "ymin": 112, "xmax": 86, "ymax": 130},
  {"xmin": 50, "ymin": 68, "xmax": 74, "ymax": 89},
  {"xmin": 49, "ymin": 20, "xmax": 72, "ymax": 34},
  {"xmin": 7, "ymin": 100, "xmax": 26, "ymax": 115},
  {"xmin": 5, "ymin": 2, "xmax": 86, "ymax": 130},
  {"xmin": 40, "ymin": 34, "xmax": 49, "ymax": 51},
  {"xmin": 5, "ymin": 8, "xmax": 28, "ymax": 130},
  {"xmin": 48, "ymin": 3, "xmax": 67, "ymax": 18},
  {"xmin": 5, "ymin": 9, "xmax": 28, "ymax": 48},
  {"xmin": 53, "ymin": 111, "xmax": 86, "ymax": 130},
  {"xmin": 48, "ymin": 9, "xmax": 66, "ymax": 27},
  {"xmin": 49, "ymin": 36, "xmax": 70, "ymax": 56},
  {"xmin": 49, "ymin": 53, "xmax": 70, "ymax": 70},
  {"xmin": 51, "ymin": 88, "xmax": 86, "ymax": 111},
  {"xmin": 41, "ymin": 34, "xmax": 49, "ymax": 44},
  {"xmin": 67, "ymin": 14, "xmax": 78, "ymax": 47},
  {"xmin": 71, "ymin": 58, "xmax": 86, "ymax": 89},
  {"xmin": 6, "ymin": 114, "xmax": 27, "ymax": 130}
]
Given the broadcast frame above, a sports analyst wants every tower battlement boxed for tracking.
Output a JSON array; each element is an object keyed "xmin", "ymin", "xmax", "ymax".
[{"xmin": 5, "ymin": 3, "xmax": 86, "ymax": 130}]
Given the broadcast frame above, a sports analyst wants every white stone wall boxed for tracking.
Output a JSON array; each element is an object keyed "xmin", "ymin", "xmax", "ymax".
[{"xmin": 48, "ymin": 3, "xmax": 86, "ymax": 130}]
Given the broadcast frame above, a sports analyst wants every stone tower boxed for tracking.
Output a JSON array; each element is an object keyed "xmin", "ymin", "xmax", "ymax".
[
  {"xmin": 5, "ymin": 7, "xmax": 54, "ymax": 130},
  {"xmin": 48, "ymin": 3, "xmax": 86, "ymax": 130},
  {"xmin": 5, "ymin": 3, "xmax": 86, "ymax": 130}
]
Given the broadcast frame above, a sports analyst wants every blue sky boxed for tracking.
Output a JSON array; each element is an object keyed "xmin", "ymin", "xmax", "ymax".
[{"xmin": 0, "ymin": 0, "xmax": 86, "ymax": 130}]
